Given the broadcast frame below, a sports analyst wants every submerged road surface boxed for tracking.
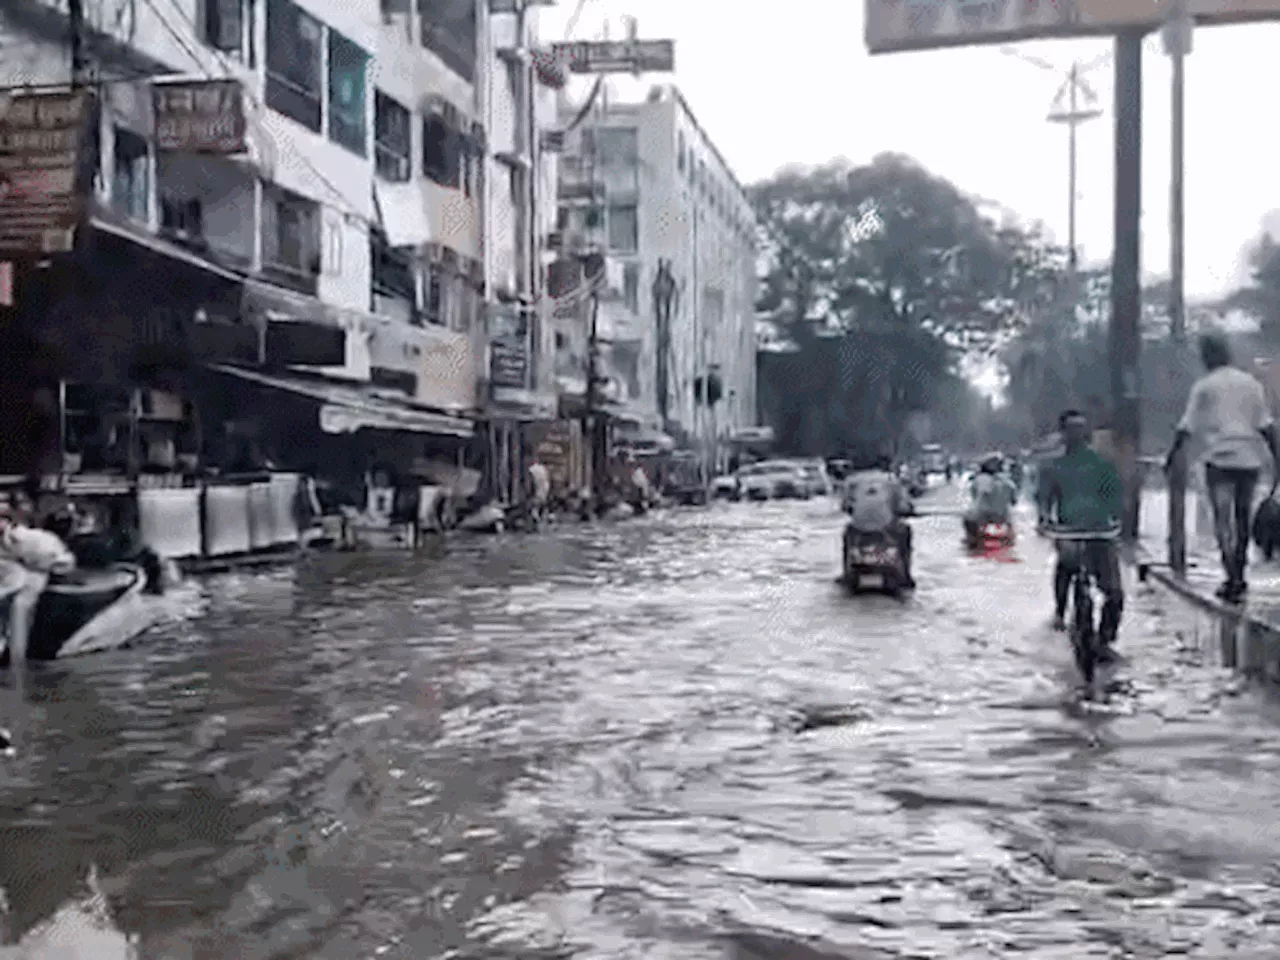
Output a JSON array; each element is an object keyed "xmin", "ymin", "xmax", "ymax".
[{"xmin": 3, "ymin": 485, "xmax": 1280, "ymax": 958}]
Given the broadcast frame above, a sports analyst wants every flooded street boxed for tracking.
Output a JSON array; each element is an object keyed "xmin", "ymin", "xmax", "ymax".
[{"xmin": 5, "ymin": 486, "xmax": 1280, "ymax": 958}]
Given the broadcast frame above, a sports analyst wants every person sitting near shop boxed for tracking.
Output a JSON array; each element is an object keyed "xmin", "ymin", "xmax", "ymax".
[{"xmin": 0, "ymin": 496, "xmax": 75, "ymax": 662}]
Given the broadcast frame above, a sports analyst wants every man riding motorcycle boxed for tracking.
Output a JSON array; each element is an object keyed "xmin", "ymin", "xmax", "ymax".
[
  {"xmin": 963, "ymin": 453, "xmax": 1017, "ymax": 545},
  {"xmin": 1040, "ymin": 408, "xmax": 1124, "ymax": 658},
  {"xmin": 842, "ymin": 453, "xmax": 916, "ymax": 589}
]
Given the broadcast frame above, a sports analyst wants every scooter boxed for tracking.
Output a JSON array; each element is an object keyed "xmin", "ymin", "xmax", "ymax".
[
  {"xmin": 842, "ymin": 526, "xmax": 910, "ymax": 596},
  {"xmin": 966, "ymin": 517, "xmax": 1015, "ymax": 552}
]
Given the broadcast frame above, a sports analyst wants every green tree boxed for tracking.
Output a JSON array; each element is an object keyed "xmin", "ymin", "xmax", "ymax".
[
  {"xmin": 1226, "ymin": 232, "xmax": 1280, "ymax": 342},
  {"xmin": 753, "ymin": 153, "xmax": 1056, "ymax": 456}
]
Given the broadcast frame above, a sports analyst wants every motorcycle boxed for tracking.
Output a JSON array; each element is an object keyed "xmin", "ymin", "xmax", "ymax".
[
  {"xmin": 966, "ymin": 517, "xmax": 1015, "ymax": 552},
  {"xmin": 842, "ymin": 526, "xmax": 910, "ymax": 596}
]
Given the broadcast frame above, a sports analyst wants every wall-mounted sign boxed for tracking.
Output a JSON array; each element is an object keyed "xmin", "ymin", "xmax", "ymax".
[
  {"xmin": 490, "ymin": 337, "xmax": 529, "ymax": 390},
  {"xmin": 153, "ymin": 79, "xmax": 246, "ymax": 154},
  {"xmin": 0, "ymin": 89, "xmax": 96, "ymax": 256}
]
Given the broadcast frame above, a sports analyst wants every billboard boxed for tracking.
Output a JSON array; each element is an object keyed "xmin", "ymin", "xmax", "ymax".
[
  {"xmin": 0, "ymin": 89, "xmax": 97, "ymax": 256},
  {"xmin": 153, "ymin": 79, "xmax": 246, "ymax": 154},
  {"xmin": 866, "ymin": 0, "xmax": 1280, "ymax": 55}
]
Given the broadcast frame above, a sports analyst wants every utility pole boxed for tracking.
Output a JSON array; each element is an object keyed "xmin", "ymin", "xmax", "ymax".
[
  {"xmin": 1165, "ymin": 0, "xmax": 1192, "ymax": 576},
  {"xmin": 1045, "ymin": 62, "xmax": 1103, "ymax": 278},
  {"xmin": 1112, "ymin": 30, "xmax": 1144, "ymax": 543}
]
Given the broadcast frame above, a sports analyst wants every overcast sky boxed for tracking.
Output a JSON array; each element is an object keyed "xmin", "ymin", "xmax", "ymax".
[{"xmin": 540, "ymin": 0, "xmax": 1280, "ymax": 300}]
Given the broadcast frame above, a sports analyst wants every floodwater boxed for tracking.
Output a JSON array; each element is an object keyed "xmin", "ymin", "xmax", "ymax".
[{"xmin": 3, "ymin": 486, "xmax": 1280, "ymax": 958}]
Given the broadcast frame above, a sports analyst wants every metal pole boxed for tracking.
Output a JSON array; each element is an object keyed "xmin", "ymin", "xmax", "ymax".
[
  {"xmin": 1112, "ymin": 30, "xmax": 1144, "ymax": 543},
  {"xmin": 1167, "ymin": 4, "xmax": 1188, "ymax": 576},
  {"xmin": 1067, "ymin": 64, "xmax": 1078, "ymax": 275}
]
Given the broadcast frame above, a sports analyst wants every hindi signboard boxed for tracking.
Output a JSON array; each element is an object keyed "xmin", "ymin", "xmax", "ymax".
[
  {"xmin": 0, "ymin": 89, "xmax": 96, "ymax": 256},
  {"xmin": 153, "ymin": 79, "xmax": 247, "ymax": 154},
  {"xmin": 866, "ymin": 0, "xmax": 1280, "ymax": 54},
  {"xmin": 550, "ymin": 39, "xmax": 674, "ymax": 74}
]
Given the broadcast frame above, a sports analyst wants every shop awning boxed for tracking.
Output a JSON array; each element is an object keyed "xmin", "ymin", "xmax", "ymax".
[
  {"xmin": 89, "ymin": 216, "xmax": 247, "ymax": 283},
  {"xmin": 209, "ymin": 364, "xmax": 474, "ymax": 438},
  {"xmin": 241, "ymin": 279, "xmax": 358, "ymax": 329}
]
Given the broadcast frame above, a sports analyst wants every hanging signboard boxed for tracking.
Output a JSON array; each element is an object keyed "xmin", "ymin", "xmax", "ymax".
[
  {"xmin": 550, "ymin": 39, "xmax": 674, "ymax": 74},
  {"xmin": 866, "ymin": 0, "xmax": 1280, "ymax": 54},
  {"xmin": 153, "ymin": 79, "xmax": 247, "ymax": 154},
  {"xmin": 0, "ymin": 89, "xmax": 97, "ymax": 256}
]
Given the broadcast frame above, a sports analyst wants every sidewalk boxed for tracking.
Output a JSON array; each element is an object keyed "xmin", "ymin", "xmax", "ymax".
[{"xmin": 1136, "ymin": 488, "xmax": 1280, "ymax": 632}]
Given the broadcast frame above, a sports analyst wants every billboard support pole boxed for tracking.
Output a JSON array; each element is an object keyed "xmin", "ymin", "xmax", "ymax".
[
  {"xmin": 1111, "ymin": 29, "xmax": 1144, "ymax": 543},
  {"xmin": 1166, "ymin": 1, "xmax": 1190, "ymax": 576}
]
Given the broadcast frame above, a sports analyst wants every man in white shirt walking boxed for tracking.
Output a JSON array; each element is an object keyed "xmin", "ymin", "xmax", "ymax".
[{"xmin": 1165, "ymin": 331, "xmax": 1280, "ymax": 602}]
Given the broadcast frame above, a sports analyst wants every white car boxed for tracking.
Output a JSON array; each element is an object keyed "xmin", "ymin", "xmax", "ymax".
[
  {"xmin": 739, "ymin": 461, "xmax": 810, "ymax": 501},
  {"xmin": 797, "ymin": 459, "xmax": 833, "ymax": 496}
]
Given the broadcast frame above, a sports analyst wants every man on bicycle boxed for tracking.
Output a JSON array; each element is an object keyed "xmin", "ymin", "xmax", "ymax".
[{"xmin": 1041, "ymin": 409, "xmax": 1124, "ymax": 659}]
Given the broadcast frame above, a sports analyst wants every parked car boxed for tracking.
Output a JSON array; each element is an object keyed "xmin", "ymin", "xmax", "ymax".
[
  {"xmin": 798, "ymin": 459, "xmax": 833, "ymax": 496},
  {"xmin": 739, "ymin": 461, "xmax": 810, "ymax": 501}
]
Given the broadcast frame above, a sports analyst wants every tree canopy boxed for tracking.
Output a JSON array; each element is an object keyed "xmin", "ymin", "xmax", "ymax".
[{"xmin": 753, "ymin": 153, "xmax": 1064, "ymax": 457}]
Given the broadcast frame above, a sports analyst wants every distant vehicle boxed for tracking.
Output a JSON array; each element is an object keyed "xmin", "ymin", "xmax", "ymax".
[
  {"xmin": 920, "ymin": 444, "xmax": 946, "ymax": 475},
  {"xmin": 663, "ymin": 451, "xmax": 708, "ymax": 506},
  {"xmin": 797, "ymin": 459, "xmax": 833, "ymax": 496},
  {"xmin": 738, "ymin": 461, "xmax": 809, "ymax": 501}
]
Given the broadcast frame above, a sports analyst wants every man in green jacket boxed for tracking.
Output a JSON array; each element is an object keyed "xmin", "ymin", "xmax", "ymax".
[{"xmin": 1041, "ymin": 408, "xmax": 1124, "ymax": 656}]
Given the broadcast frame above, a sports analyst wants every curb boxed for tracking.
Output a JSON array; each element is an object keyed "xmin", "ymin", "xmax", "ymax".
[{"xmin": 1133, "ymin": 547, "xmax": 1280, "ymax": 681}]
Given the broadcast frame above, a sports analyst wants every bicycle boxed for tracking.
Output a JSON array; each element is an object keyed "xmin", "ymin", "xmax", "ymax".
[{"xmin": 1045, "ymin": 524, "xmax": 1122, "ymax": 687}]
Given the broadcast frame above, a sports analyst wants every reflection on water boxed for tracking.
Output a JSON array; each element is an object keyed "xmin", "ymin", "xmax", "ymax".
[
  {"xmin": 0, "ymin": 497, "xmax": 1278, "ymax": 958},
  {"xmin": 0, "ymin": 867, "xmax": 137, "ymax": 960}
]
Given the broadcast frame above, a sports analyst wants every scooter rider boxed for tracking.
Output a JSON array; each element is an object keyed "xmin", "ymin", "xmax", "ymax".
[
  {"xmin": 842, "ymin": 452, "xmax": 916, "ymax": 589},
  {"xmin": 964, "ymin": 453, "xmax": 1017, "ymax": 544}
]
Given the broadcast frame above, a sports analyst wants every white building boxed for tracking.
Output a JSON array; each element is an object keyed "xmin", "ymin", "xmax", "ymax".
[
  {"xmin": 556, "ymin": 82, "xmax": 758, "ymax": 461},
  {"xmin": 0, "ymin": 0, "xmax": 566, "ymax": 491}
]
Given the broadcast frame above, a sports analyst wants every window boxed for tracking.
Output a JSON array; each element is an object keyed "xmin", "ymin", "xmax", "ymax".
[
  {"xmin": 261, "ymin": 186, "xmax": 320, "ymax": 277},
  {"xmin": 111, "ymin": 128, "xmax": 148, "ymax": 222},
  {"xmin": 676, "ymin": 132, "xmax": 685, "ymax": 172},
  {"xmin": 608, "ymin": 205, "xmax": 637, "ymax": 253},
  {"xmin": 595, "ymin": 127, "xmax": 637, "ymax": 167},
  {"xmin": 371, "ymin": 229, "xmax": 417, "ymax": 320},
  {"xmin": 160, "ymin": 195, "xmax": 203, "ymax": 239},
  {"xmin": 375, "ymin": 93, "xmax": 411, "ymax": 181},
  {"xmin": 424, "ymin": 268, "xmax": 445, "ymax": 325},
  {"xmin": 201, "ymin": 0, "xmax": 252, "ymax": 62},
  {"xmin": 266, "ymin": 0, "xmax": 323, "ymax": 132},
  {"xmin": 418, "ymin": 0, "xmax": 477, "ymax": 82},
  {"xmin": 623, "ymin": 262, "xmax": 639, "ymax": 313},
  {"xmin": 328, "ymin": 30, "xmax": 368, "ymax": 155},
  {"xmin": 423, "ymin": 114, "xmax": 459, "ymax": 187}
]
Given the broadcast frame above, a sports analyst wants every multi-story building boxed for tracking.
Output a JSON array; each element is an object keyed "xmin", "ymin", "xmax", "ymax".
[
  {"xmin": 476, "ymin": 0, "xmax": 564, "ymax": 500},
  {"xmin": 0, "ymin": 0, "xmax": 564, "ymax": 498},
  {"xmin": 555, "ymin": 82, "xmax": 758, "ymax": 468}
]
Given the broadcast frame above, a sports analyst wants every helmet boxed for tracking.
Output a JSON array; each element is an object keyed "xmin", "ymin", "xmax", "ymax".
[{"xmin": 980, "ymin": 453, "xmax": 1003, "ymax": 474}]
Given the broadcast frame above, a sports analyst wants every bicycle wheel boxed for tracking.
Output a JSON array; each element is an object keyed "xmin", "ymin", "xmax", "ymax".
[{"xmin": 1071, "ymin": 576, "xmax": 1096, "ymax": 684}]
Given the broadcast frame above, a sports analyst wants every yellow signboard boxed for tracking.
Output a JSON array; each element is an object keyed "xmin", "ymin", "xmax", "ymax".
[{"xmin": 866, "ymin": 0, "xmax": 1280, "ymax": 55}]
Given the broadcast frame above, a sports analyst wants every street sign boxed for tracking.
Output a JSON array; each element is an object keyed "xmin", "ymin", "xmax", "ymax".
[{"xmin": 550, "ymin": 39, "xmax": 674, "ymax": 74}]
